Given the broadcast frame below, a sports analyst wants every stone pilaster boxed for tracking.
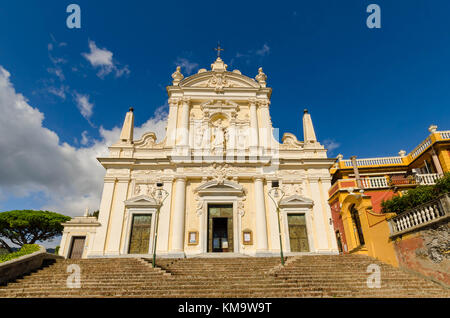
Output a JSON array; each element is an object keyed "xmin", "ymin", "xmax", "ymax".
[
  {"xmin": 171, "ymin": 177, "xmax": 187, "ymax": 253},
  {"xmin": 254, "ymin": 177, "xmax": 268, "ymax": 253},
  {"xmin": 248, "ymin": 98, "xmax": 259, "ymax": 153}
]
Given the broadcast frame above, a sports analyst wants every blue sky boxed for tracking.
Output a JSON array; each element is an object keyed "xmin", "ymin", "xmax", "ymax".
[{"xmin": 0, "ymin": 1, "xmax": 450, "ymax": 246}]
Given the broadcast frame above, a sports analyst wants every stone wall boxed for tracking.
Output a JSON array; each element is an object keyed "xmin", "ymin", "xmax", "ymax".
[
  {"xmin": 0, "ymin": 245, "xmax": 62, "ymax": 285},
  {"xmin": 393, "ymin": 221, "xmax": 450, "ymax": 286}
]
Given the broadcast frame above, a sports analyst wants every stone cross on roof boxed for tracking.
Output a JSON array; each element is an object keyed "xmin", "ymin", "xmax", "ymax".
[{"xmin": 214, "ymin": 43, "xmax": 224, "ymax": 57}]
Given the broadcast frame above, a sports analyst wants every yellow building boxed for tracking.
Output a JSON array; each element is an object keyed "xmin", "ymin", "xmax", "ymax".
[{"xmin": 328, "ymin": 126, "xmax": 450, "ymax": 266}]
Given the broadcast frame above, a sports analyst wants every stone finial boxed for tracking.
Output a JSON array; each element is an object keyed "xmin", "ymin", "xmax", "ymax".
[
  {"xmin": 337, "ymin": 154, "xmax": 343, "ymax": 161},
  {"xmin": 303, "ymin": 109, "xmax": 317, "ymax": 143},
  {"xmin": 84, "ymin": 207, "xmax": 89, "ymax": 217},
  {"xmin": 171, "ymin": 66, "xmax": 184, "ymax": 85},
  {"xmin": 398, "ymin": 150, "xmax": 406, "ymax": 157},
  {"xmin": 255, "ymin": 67, "xmax": 267, "ymax": 87},
  {"xmin": 428, "ymin": 125, "xmax": 438, "ymax": 133},
  {"xmin": 119, "ymin": 108, "xmax": 135, "ymax": 143},
  {"xmin": 211, "ymin": 57, "xmax": 228, "ymax": 72}
]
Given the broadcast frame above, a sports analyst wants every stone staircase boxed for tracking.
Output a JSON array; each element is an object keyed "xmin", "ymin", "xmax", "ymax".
[{"xmin": 0, "ymin": 254, "xmax": 448, "ymax": 298}]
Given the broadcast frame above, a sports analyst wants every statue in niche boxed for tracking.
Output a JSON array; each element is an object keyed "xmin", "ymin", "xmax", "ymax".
[
  {"xmin": 212, "ymin": 119, "xmax": 225, "ymax": 151},
  {"xmin": 237, "ymin": 127, "xmax": 247, "ymax": 149},
  {"xmin": 194, "ymin": 125, "xmax": 204, "ymax": 148}
]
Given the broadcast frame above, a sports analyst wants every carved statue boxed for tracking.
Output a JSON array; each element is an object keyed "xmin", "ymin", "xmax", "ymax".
[
  {"xmin": 237, "ymin": 127, "xmax": 247, "ymax": 149},
  {"xmin": 194, "ymin": 125, "xmax": 204, "ymax": 148},
  {"xmin": 212, "ymin": 119, "xmax": 225, "ymax": 150}
]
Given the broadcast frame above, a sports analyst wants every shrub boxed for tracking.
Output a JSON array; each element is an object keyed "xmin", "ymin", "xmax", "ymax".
[
  {"xmin": 382, "ymin": 173, "xmax": 450, "ymax": 214},
  {"xmin": 0, "ymin": 244, "xmax": 40, "ymax": 263},
  {"xmin": 434, "ymin": 172, "xmax": 450, "ymax": 195}
]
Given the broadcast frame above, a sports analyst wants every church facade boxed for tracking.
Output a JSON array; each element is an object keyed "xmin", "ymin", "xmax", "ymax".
[{"xmin": 59, "ymin": 56, "xmax": 338, "ymax": 259}]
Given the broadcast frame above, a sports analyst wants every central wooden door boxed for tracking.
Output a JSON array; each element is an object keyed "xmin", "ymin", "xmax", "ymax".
[
  {"xmin": 288, "ymin": 214, "xmax": 310, "ymax": 252},
  {"xmin": 208, "ymin": 205, "xmax": 233, "ymax": 252},
  {"xmin": 69, "ymin": 236, "xmax": 86, "ymax": 259},
  {"xmin": 128, "ymin": 214, "xmax": 152, "ymax": 254}
]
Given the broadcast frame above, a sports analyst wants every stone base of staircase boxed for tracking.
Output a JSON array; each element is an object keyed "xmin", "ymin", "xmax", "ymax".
[{"xmin": 0, "ymin": 254, "xmax": 448, "ymax": 298}]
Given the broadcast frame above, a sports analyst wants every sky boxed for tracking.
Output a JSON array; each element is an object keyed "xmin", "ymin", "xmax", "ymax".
[{"xmin": 0, "ymin": 1, "xmax": 450, "ymax": 246}]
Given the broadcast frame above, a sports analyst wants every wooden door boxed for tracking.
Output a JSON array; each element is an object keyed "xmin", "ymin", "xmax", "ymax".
[
  {"xmin": 128, "ymin": 214, "xmax": 152, "ymax": 254},
  {"xmin": 69, "ymin": 236, "xmax": 86, "ymax": 259},
  {"xmin": 288, "ymin": 214, "xmax": 310, "ymax": 252},
  {"xmin": 208, "ymin": 205, "xmax": 233, "ymax": 252}
]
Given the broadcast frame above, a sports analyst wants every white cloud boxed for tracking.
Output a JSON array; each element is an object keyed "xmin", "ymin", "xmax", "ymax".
[
  {"xmin": 75, "ymin": 93, "xmax": 93, "ymax": 120},
  {"xmin": 82, "ymin": 40, "xmax": 130, "ymax": 78},
  {"xmin": 175, "ymin": 57, "xmax": 198, "ymax": 75},
  {"xmin": 255, "ymin": 43, "xmax": 270, "ymax": 56},
  {"xmin": 47, "ymin": 85, "xmax": 67, "ymax": 99},
  {"xmin": 323, "ymin": 139, "xmax": 341, "ymax": 155},
  {"xmin": 80, "ymin": 130, "xmax": 89, "ymax": 146},
  {"xmin": 0, "ymin": 65, "xmax": 167, "ymax": 217},
  {"xmin": 231, "ymin": 43, "xmax": 271, "ymax": 66}
]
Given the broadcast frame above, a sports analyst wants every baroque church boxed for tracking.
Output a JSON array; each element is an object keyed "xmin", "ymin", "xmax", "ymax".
[{"xmin": 59, "ymin": 55, "xmax": 339, "ymax": 259}]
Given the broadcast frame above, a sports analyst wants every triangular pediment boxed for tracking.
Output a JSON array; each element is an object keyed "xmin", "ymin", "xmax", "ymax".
[
  {"xmin": 124, "ymin": 195, "xmax": 159, "ymax": 207},
  {"xmin": 280, "ymin": 195, "xmax": 314, "ymax": 208}
]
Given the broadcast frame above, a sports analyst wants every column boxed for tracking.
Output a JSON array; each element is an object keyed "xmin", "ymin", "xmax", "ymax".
[
  {"xmin": 320, "ymin": 178, "xmax": 339, "ymax": 252},
  {"xmin": 156, "ymin": 178, "xmax": 173, "ymax": 252},
  {"xmin": 258, "ymin": 99, "xmax": 271, "ymax": 149},
  {"xmin": 309, "ymin": 178, "xmax": 328, "ymax": 251},
  {"xmin": 249, "ymin": 98, "xmax": 259, "ymax": 152},
  {"xmin": 171, "ymin": 177, "xmax": 186, "ymax": 253},
  {"xmin": 254, "ymin": 177, "xmax": 268, "ymax": 252},
  {"xmin": 166, "ymin": 98, "xmax": 179, "ymax": 147},
  {"xmin": 351, "ymin": 156, "xmax": 362, "ymax": 188},
  {"xmin": 177, "ymin": 97, "xmax": 190, "ymax": 146},
  {"xmin": 430, "ymin": 148, "xmax": 444, "ymax": 176},
  {"xmin": 105, "ymin": 178, "xmax": 129, "ymax": 255},
  {"xmin": 90, "ymin": 178, "xmax": 116, "ymax": 256}
]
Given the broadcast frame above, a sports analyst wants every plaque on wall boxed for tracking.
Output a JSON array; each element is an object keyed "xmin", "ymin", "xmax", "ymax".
[
  {"xmin": 188, "ymin": 231, "xmax": 198, "ymax": 245},
  {"xmin": 242, "ymin": 230, "xmax": 253, "ymax": 245}
]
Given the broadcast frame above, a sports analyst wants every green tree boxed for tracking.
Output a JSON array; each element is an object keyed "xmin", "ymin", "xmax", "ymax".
[{"xmin": 0, "ymin": 210, "xmax": 71, "ymax": 252}]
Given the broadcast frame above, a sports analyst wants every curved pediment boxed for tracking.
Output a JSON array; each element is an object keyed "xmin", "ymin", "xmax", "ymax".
[
  {"xmin": 179, "ymin": 71, "xmax": 260, "ymax": 90},
  {"xmin": 195, "ymin": 180, "xmax": 245, "ymax": 196},
  {"xmin": 124, "ymin": 195, "xmax": 159, "ymax": 208},
  {"xmin": 280, "ymin": 195, "xmax": 314, "ymax": 208}
]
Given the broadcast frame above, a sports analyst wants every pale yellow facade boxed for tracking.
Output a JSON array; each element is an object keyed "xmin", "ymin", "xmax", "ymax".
[{"xmin": 59, "ymin": 57, "xmax": 339, "ymax": 258}]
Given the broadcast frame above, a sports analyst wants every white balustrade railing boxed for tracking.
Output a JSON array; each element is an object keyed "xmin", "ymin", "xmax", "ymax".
[
  {"xmin": 360, "ymin": 176, "xmax": 389, "ymax": 189},
  {"xmin": 342, "ymin": 156, "xmax": 403, "ymax": 167},
  {"xmin": 389, "ymin": 193, "xmax": 450, "ymax": 237},
  {"xmin": 440, "ymin": 131, "xmax": 450, "ymax": 139},
  {"xmin": 415, "ymin": 173, "xmax": 439, "ymax": 185},
  {"xmin": 411, "ymin": 137, "xmax": 432, "ymax": 159}
]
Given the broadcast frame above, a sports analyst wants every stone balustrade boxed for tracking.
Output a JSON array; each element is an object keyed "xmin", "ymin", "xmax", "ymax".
[
  {"xmin": 411, "ymin": 137, "xmax": 432, "ymax": 159},
  {"xmin": 329, "ymin": 173, "xmax": 441, "ymax": 197},
  {"xmin": 389, "ymin": 193, "xmax": 450, "ymax": 238},
  {"xmin": 342, "ymin": 156, "xmax": 404, "ymax": 167},
  {"xmin": 360, "ymin": 176, "xmax": 389, "ymax": 189},
  {"xmin": 415, "ymin": 173, "xmax": 440, "ymax": 185},
  {"xmin": 440, "ymin": 130, "xmax": 450, "ymax": 139}
]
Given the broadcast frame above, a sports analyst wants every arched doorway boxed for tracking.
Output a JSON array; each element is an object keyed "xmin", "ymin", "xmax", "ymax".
[{"xmin": 350, "ymin": 204, "xmax": 365, "ymax": 246}]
